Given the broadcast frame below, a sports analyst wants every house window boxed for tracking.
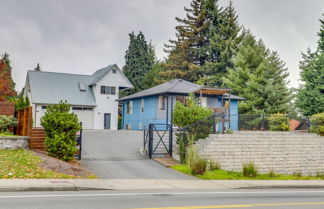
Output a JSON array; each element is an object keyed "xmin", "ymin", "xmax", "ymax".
[
  {"xmin": 140, "ymin": 99, "xmax": 144, "ymax": 113},
  {"xmin": 42, "ymin": 106, "xmax": 47, "ymax": 109},
  {"xmin": 101, "ymin": 86, "xmax": 116, "ymax": 95},
  {"xmin": 72, "ymin": 107, "xmax": 93, "ymax": 111},
  {"xmin": 158, "ymin": 96, "xmax": 165, "ymax": 110},
  {"xmin": 127, "ymin": 101, "xmax": 133, "ymax": 114}
]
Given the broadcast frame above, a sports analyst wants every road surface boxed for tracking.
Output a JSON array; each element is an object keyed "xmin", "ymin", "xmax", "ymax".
[{"xmin": 1, "ymin": 189, "xmax": 324, "ymax": 209}]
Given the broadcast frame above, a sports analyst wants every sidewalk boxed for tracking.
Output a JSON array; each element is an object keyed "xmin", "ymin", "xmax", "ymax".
[{"xmin": 1, "ymin": 179, "xmax": 324, "ymax": 192}]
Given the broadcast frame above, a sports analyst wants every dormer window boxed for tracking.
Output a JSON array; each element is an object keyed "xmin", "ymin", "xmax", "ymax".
[
  {"xmin": 79, "ymin": 82, "xmax": 86, "ymax": 91},
  {"xmin": 101, "ymin": 86, "xmax": 116, "ymax": 95}
]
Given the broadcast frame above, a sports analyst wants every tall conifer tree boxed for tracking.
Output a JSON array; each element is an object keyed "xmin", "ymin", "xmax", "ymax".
[
  {"xmin": 123, "ymin": 31, "xmax": 155, "ymax": 95},
  {"xmin": 296, "ymin": 15, "xmax": 324, "ymax": 115},
  {"xmin": 224, "ymin": 32, "xmax": 290, "ymax": 114}
]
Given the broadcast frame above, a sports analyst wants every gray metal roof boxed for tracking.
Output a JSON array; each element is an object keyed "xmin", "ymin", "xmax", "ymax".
[
  {"xmin": 27, "ymin": 64, "xmax": 134, "ymax": 106},
  {"xmin": 28, "ymin": 70, "xmax": 97, "ymax": 106},
  {"xmin": 118, "ymin": 79, "xmax": 244, "ymax": 101}
]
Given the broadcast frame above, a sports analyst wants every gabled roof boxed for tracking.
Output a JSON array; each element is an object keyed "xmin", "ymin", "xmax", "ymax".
[
  {"xmin": 26, "ymin": 64, "xmax": 133, "ymax": 106},
  {"xmin": 90, "ymin": 64, "xmax": 133, "ymax": 87},
  {"xmin": 118, "ymin": 79, "xmax": 244, "ymax": 101},
  {"xmin": 27, "ymin": 71, "xmax": 97, "ymax": 106}
]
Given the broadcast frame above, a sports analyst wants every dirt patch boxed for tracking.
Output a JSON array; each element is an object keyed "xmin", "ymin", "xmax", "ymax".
[
  {"xmin": 153, "ymin": 156, "xmax": 180, "ymax": 167},
  {"xmin": 33, "ymin": 151, "xmax": 95, "ymax": 178}
]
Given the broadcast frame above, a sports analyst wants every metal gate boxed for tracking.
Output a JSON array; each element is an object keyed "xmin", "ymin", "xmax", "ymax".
[{"xmin": 143, "ymin": 123, "xmax": 173, "ymax": 158}]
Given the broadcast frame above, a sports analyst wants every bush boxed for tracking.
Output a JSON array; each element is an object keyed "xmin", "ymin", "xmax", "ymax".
[
  {"xmin": 173, "ymin": 94, "xmax": 213, "ymax": 128},
  {"xmin": 0, "ymin": 115, "xmax": 17, "ymax": 133},
  {"xmin": 242, "ymin": 162, "xmax": 258, "ymax": 177},
  {"xmin": 225, "ymin": 129, "xmax": 233, "ymax": 134},
  {"xmin": 310, "ymin": 112, "xmax": 324, "ymax": 136},
  {"xmin": 208, "ymin": 160, "xmax": 221, "ymax": 171},
  {"xmin": 178, "ymin": 136, "xmax": 186, "ymax": 164},
  {"xmin": 41, "ymin": 101, "xmax": 81, "ymax": 161},
  {"xmin": 191, "ymin": 158, "xmax": 207, "ymax": 175},
  {"xmin": 268, "ymin": 114, "xmax": 289, "ymax": 131}
]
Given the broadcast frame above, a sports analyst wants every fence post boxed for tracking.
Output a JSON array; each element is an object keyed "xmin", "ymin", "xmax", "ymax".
[
  {"xmin": 148, "ymin": 124, "xmax": 153, "ymax": 159},
  {"xmin": 262, "ymin": 114, "xmax": 265, "ymax": 131},
  {"xmin": 169, "ymin": 124, "xmax": 173, "ymax": 157},
  {"xmin": 212, "ymin": 116, "xmax": 216, "ymax": 134},
  {"xmin": 79, "ymin": 122, "xmax": 83, "ymax": 160},
  {"xmin": 222, "ymin": 113, "xmax": 225, "ymax": 134}
]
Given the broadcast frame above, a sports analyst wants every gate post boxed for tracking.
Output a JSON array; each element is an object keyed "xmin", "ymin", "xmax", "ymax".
[{"xmin": 148, "ymin": 124, "xmax": 153, "ymax": 159}]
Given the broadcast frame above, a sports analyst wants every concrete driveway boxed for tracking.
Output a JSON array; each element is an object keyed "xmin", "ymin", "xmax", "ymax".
[{"xmin": 82, "ymin": 130, "xmax": 194, "ymax": 179}]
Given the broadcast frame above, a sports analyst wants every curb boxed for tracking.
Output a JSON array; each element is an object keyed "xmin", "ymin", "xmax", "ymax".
[
  {"xmin": 239, "ymin": 185, "xmax": 324, "ymax": 189},
  {"xmin": 0, "ymin": 186, "xmax": 110, "ymax": 192}
]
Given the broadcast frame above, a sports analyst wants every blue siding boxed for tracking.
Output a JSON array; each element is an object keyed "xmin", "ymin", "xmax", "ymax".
[
  {"xmin": 216, "ymin": 98, "xmax": 239, "ymax": 131},
  {"xmin": 122, "ymin": 94, "xmax": 240, "ymax": 131},
  {"xmin": 122, "ymin": 96, "xmax": 166, "ymax": 130}
]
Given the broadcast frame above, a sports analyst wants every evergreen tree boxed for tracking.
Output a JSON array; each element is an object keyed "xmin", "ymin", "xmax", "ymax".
[
  {"xmin": 0, "ymin": 53, "xmax": 17, "ymax": 101},
  {"xmin": 296, "ymin": 15, "xmax": 324, "ymax": 116},
  {"xmin": 163, "ymin": 0, "xmax": 241, "ymax": 86},
  {"xmin": 162, "ymin": 0, "xmax": 210, "ymax": 82},
  {"xmin": 34, "ymin": 63, "xmax": 41, "ymax": 71},
  {"xmin": 199, "ymin": 1, "xmax": 242, "ymax": 87},
  {"xmin": 122, "ymin": 31, "xmax": 155, "ymax": 95},
  {"xmin": 224, "ymin": 32, "xmax": 290, "ymax": 114}
]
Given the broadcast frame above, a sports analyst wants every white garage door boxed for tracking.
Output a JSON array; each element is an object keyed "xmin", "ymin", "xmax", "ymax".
[{"xmin": 72, "ymin": 107, "xmax": 94, "ymax": 129}]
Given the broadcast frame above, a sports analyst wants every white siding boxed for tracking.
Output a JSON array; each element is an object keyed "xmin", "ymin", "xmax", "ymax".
[{"xmin": 93, "ymin": 69, "xmax": 132, "ymax": 130}]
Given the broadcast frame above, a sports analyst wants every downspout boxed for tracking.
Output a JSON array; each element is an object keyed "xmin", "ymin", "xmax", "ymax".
[
  {"xmin": 165, "ymin": 95, "xmax": 169, "ymax": 126},
  {"xmin": 34, "ymin": 104, "xmax": 37, "ymax": 127}
]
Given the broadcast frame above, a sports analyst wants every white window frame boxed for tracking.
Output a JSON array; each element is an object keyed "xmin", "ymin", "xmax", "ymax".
[
  {"xmin": 140, "ymin": 99, "xmax": 144, "ymax": 113},
  {"xmin": 127, "ymin": 101, "xmax": 133, "ymax": 114},
  {"xmin": 158, "ymin": 96, "xmax": 165, "ymax": 111}
]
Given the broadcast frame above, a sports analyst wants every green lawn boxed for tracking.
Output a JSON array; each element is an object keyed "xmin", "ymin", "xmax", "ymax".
[
  {"xmin": 171, "ymin": 164, "xmax": 324, "ymax": 180},
  {"xmin": 0, "ymin": 132, "xmax": 16, "ymax": 137},
  {"xmin": 0, "ymin": 149, "xmax": 76, "ymax": 178}
]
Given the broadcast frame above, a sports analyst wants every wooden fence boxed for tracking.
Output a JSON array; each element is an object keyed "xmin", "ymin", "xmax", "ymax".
[{"xmin": 16, "ymin": 106, "xmax": 33, "ymax": 136}]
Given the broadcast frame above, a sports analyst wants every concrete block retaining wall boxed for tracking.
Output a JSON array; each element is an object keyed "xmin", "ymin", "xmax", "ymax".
[
  {"xmin": 195, "ymin": 131, "xmax": 324, "ymax": 176},
  {"xmin": 0, "ymin": 137, "xmax": 29, "ymax": 149}
]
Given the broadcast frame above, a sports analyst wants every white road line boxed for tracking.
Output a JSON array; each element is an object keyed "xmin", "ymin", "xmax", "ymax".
[{"xmin": 0, "ymin": 190, "xmax": 324, "ymax": 199}]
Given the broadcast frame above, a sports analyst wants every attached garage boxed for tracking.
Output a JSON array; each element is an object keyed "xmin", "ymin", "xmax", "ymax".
[{"xmin": 72, "ymin": 107, "xmax": 94, "ymax": 129}]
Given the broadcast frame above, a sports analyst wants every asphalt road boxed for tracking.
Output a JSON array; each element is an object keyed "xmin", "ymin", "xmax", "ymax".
[
  {"xmin": 81, "ymin": 130, "xmax": 193, "ymax": 179},
  {"xmin": 1, "ymin": 189, "xmax": 324, "ymax": 209}
]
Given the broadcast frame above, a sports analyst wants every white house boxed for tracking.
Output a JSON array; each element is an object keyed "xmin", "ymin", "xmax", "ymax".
[{"xmin": 23, "ymin": 64, "xmax": 133, "ymax": 130}]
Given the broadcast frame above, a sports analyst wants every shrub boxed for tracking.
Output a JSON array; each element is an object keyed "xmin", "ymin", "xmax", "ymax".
[
  {"xmin": 0, "ymin": 115, "xmax": 17, "ymax": 133},
  {"xmin": 242, "ymin": 162, "xmax": 258, "ymax": 177},
  {"xmin": 269, "ymin": 169, "xmax": 276, "ymax": 178},
  {"xmin": 41, "ymin": 101, "xmax": 81, "ymax": 161},
  {"xmin": 173, "ymin": 94, "xmax": 213, "ymax": 128},
  {"xmin": 208, "ymin": 160, "xmax": 221, "ymax": 171},
  {"xmin": 191, "ymin": 158, "xmax": 207, "ymax": 175},
  {"xmin": 225, "ymin": 129, "xmax": 233, "ymax": 134},
  {"xmin": 268, "ymin": 113, "xmax": 289, "ymax": 131},
  {"xmin": 310, "ymin": 112, "xmax": 324, "ymax": 136},
  {"xmin": 178, "ymin": 136, "xmax": 186, "ymax": 164}
]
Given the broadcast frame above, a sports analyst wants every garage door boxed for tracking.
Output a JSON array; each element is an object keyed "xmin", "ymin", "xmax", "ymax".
[{"xmin": 72, "ymin": 107, "xmax": 94, "ymax": 129}]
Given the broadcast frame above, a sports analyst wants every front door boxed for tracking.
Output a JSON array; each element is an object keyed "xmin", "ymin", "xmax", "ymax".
[{"xmin": 104, "ymin": 113, "xmax": 111, "ymax": 129}]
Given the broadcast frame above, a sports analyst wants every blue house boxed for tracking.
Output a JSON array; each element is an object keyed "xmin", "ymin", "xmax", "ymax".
[{"xmin": 118, "ymin": 79, "xmax": 244, "ymax": 131}]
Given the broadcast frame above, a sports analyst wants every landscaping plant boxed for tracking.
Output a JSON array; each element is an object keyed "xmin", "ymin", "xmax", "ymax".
[
  {"xmin": 268, "ymin": 113, "xmax": 289, "ymax": 131},
  {"xmin": 0, "ymin": 115, "xmax": 17, "ymax": 133},
  {"xmin": 310, "ymin": 112, "xmax": 324, "ymax": 136},
  {"xmin": 242, "ymin": 162, "xmax": 258, "ymax": 177},
  {"xmin": 41, "ymin": 101, "xmax": 81, "ymax": 161}
]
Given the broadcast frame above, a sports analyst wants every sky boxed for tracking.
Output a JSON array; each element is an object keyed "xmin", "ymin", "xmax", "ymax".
[{"xmin": 0, "ymin": 0, "xmax": 323, "ymax": 91}]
